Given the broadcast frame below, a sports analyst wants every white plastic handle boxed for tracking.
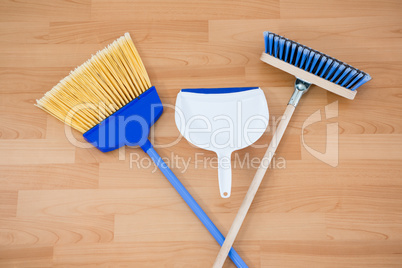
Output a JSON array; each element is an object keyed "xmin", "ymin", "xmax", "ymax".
[{"xmin": 217, "ymin": 152, "xmax": 232, "ymax": 198}]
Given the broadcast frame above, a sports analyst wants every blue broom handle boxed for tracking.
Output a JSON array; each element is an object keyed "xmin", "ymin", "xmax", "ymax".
[{"xmin": 142, "ymin": 141, "xmax": 248, "ymax": 268}]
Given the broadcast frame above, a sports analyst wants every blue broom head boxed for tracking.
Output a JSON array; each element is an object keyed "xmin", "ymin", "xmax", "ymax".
[
  {"xmin": 263, "ymin": 31, "xmax": 371, "ymax": 91},
  {"xmin": 83, "ymin": 86, "xmax": 163, "ymax": 152}
]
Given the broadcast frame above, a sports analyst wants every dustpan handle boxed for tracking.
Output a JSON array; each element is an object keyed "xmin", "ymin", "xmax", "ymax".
[
  {"xmin": 141, "ymin": 140, "xmax": 248, "ymax": 268},
  {"xmin": 217, "ymin": 153, "xmax": 232, "ymax": 198}
]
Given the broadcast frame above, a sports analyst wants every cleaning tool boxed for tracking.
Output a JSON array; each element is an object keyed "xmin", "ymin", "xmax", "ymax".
[
  {"xmin": 35, "ymin": 33, "xmax": 248, "ymax": 268},
  {"xmin": 175, "ymin": 87, "xmax": 269, "ymax": 198},
  {"xmin": 213, "ymin": 31, "xmax": 372, "ymax": 267}
]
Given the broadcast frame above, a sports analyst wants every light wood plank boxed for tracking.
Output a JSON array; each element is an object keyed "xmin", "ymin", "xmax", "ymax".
[
  {"xmin": 0, "ymin": 164, "xmax": 98, "ymax": 191},
  {"xmin": 91, "ymin": 0, "xmax": 280, "ymax": 21},
  {"xmin": 260, "ymin": 240, "xmax": 402, "ymax": 267},
  {"xmin": 0, "ymin": 0, "xmax": 91, "ymax": 22},
  {"xmin": 49, "ymin": 21, "xmax": 208, "ymax": 44},
  {"xmin": 0, "ymin": 140, "xmax": 75, "ymax": 165},
  {"xmin": 280, "ymin": 0, "xmax": 402, "ymax": 18},
  {"xmin": 0, "ymin": 191, "xmax": 18, "ymax": 218},
  {"xmin": 53, "ymin": 241, "xmax": 260, "ymax": 268},
  {"xmin": 114, "ymin": 211, "xmax": 325, "ymax": 242},
  {"xmin": 0, "ymin": 245, "xmax": 53, "ymax": 267},
  {"xmin": 0, "ymin": 216, "xmax": 113, "ymax": 246}
]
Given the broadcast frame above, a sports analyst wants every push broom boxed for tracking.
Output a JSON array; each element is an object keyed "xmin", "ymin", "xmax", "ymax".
[
  {"xmin": 213, "ymin": 31, "xmax": 372, "ymax": 267},
  {"xmin": 36, "ymin": 33, "xmax": 248, "ymax": 268}
]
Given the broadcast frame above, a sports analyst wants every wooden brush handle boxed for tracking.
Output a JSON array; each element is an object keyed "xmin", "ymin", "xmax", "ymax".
[{"xmin": 213, "ymin": 104, "xmax": 296, "ymax": 268}]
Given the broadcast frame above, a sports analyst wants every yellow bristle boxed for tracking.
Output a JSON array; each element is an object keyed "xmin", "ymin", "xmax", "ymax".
[{"xmin": 35, "ymin": 33, "xmax": 152, "ymax": 133}]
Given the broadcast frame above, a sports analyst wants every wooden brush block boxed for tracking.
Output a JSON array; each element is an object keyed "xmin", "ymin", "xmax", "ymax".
[{"xmin": 260, "ymin": 52, "xmax": 357, "ymax": 100}]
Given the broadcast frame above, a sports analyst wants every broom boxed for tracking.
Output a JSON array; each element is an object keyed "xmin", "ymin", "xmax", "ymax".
[
  {"xmin": 36, "ymin": 33, "xmax": 248, "ymax": 268},
  {"xmin": 213, "ymin": 31, "xmax": 372, "ymax": 267}
]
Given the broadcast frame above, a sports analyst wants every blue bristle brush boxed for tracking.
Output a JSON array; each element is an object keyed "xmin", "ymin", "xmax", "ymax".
[
  {"xmin": 213, "ymin": 31, "xmax": 372, "ymax": 267},
  {"xmin": 36, "ymin": 33, "xmax": 248, "ymax": 268}
]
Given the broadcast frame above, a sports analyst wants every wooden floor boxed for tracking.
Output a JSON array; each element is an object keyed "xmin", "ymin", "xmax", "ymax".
[{"xmin": 1, "ymin": 0, "xmax": 402, "ymax": 267}]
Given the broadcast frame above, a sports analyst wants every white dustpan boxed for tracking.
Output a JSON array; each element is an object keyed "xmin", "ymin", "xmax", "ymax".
[{"xmin": 175, "ymin": 87, "xmax": 269, "ymax": 198}]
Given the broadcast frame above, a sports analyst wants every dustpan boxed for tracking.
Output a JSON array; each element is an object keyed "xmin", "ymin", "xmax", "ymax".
[{"xmin": 175, "ymin": 87, "xmax": 269, "ymax": 198}]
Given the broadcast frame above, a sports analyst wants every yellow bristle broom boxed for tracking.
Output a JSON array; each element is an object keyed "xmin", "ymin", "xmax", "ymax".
[{"xmin": 36, "ymin": 33, "xmax": 248, "ymax": 268}]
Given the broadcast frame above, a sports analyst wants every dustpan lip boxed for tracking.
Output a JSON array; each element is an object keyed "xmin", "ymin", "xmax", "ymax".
[{"xmin": 181, "ymin": 87, "xmax": 259, "ymax": 94}]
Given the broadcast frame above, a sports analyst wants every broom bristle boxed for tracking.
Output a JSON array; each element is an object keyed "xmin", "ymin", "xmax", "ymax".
[
  {"xmin": 35, "ymin": 33, "xmax": 151, "ymax": 133},
  {"xmin": 263, "ymin": 31, "xmax": 371, "ymax": 91}
]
